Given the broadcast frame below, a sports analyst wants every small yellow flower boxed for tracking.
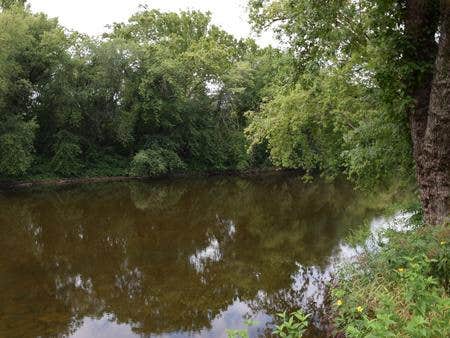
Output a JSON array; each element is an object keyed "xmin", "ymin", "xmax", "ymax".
[
  {"xmin": 441, "ymin": 241, "xmax": 446, "ymax": 245},
  {"xmin": 398, "ymin": 268, "xmax": 405, "ymax": 273},
  {"xmin": 356, "ymin": 306, "xmax": 364, "ymax": 313},
  {"xmin": 336, "ymin": 299, "xmax": 343, "ymax": 306}
]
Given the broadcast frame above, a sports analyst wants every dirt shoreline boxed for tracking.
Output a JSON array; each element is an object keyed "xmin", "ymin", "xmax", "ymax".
[{"xmin": 0, "ymin": 168, "xmax": 298, "ymax": 191}]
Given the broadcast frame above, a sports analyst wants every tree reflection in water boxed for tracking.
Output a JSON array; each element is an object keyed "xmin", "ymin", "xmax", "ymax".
[{"xmin": 0, "ymin": 174, "xmax": 408, "ymax": 337}]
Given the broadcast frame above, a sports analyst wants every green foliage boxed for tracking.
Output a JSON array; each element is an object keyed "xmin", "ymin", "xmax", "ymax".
[
  {"xmin": 331, "ymin": 223, "xmax": 450, "ymax": 337},
  {"xmin": 246, "ymin": 0, "xmax": 415, "ymax": 187},
  {"xmin": 0, "ymin": 117, "xmax": 37, "ymax": 176},
  {"xmin": 50, "ymin": 132, "xmax": 83, "ymax": 177},
  {"xmin": 129, "ymin": 146, "xmax": 185, "ymax": 177},
  {"xmin": 246, "ymin": 69, "xmax": 364, "ymax": 177},
  {"xmin": 83, "ymin": 146, "xmax": 129, "ymax": 177},
  {"xmin": 0, "ymin": 6, "xmax": 278, "ymax": 180},
  {"xmin": 0, "ymin": 0, "xmax": 26, "ymax": 10},
  {"xmin": 342, "ymin": 113, "xmax": 413, "ymax": 189},
  {"xmin": 273, "ymin": 310, "xmax": 310, "ymax": 337},
  {"xmin": 0, "ymin": 0, "xmax": 423, "ymax": 187},
  {"xmin": 0, "ymin": 4, "xmax": 69, "ymax": 178}
]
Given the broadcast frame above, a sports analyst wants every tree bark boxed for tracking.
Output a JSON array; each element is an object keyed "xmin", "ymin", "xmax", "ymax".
[
  {"xmin": 404, "ymin": 0, "xmax": 442, "ymax": 224},
  {"xmin": 421, "ymin": 0, "xmax": 450, "ymax": 225}
]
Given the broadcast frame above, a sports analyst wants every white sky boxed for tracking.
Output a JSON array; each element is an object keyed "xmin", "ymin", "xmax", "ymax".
[{"xmin": 28, "ymin": 0, "xmax": 275, "ymax": 46}]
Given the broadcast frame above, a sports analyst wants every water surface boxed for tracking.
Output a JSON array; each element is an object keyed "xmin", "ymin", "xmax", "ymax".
[{"xmin": 0, "ymin": 174, "xmax": 406, "ymax": 337}]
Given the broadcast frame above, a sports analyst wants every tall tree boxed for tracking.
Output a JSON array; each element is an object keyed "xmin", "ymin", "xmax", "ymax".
[
  {"xmin": 403, "ymin": 0, "xmax": 449, "ymax": 225},
  {"xmin": 0, "ymin": 5, "xmax": 67, "ymax": 177},
  {"xmin": 248, "ymin": 0, "xmax": 449, "ymax": 225},
  {"xmin": 417, "ymin": 0, "xmax": 450, "ymax": 225},
  {"xmin": 0, "ymin": 0, "xmax": 26, "ymax": 10}
]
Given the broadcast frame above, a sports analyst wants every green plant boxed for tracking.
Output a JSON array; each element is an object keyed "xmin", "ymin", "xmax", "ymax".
[
  {"xmin": 51, "ymin": 131, "xmax": 83, "ymax": 177},
  {"xmin": 129, "ymin": 146, "xmax": 185, "ymax": 177},
  {"xmin": 0, "ymin": 118, "xmax": 37, "ymax": 177},
  {"xmin": 331, "ymin": 223, "xmax": 450, "ymax": 337},
  {"xmin": 273, "ymin": 310, "xmax": 310, "ymax": 338}
]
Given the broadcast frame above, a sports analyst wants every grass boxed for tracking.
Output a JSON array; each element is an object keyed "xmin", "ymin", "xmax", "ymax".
[{"xmin": 330, "ymin": 217, "xmax": 449, "ymax": 337}]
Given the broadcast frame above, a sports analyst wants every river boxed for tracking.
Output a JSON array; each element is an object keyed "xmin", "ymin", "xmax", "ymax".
[{"xmin": 0, "ymin": 173, "xmax": 412, "ymax": 337}]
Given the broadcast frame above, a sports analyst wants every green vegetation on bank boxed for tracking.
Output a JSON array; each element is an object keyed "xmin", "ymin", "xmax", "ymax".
[
  {"xmin": 331, "ymin": 221, "xmax": 449, "ymax": 337},
  {"xmin": 0, "ymin": 3, "xmax": 287, "ymax": 180}
]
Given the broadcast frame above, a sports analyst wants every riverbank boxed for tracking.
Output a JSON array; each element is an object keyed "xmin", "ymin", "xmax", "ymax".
[
  {"xmin": 0, "ymin": 167, "xmax": 297, "ymax": 190},
  {"xmin": 328, "ymin": 221, "xmax": 449, "ymax": 337}
]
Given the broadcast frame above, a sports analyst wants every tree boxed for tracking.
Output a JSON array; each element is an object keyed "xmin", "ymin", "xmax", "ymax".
[
  {"xmin": 0, "ymin": 0, "xmax": 26, "ymax": 10},
  {"xmin": 0, "ymin": 6, "xmax": 278, "ymax": 179},
  {"xmin": 108, "ymin": 9, "xmax": 265, "ymax": 171},
  {"xmin": 405, "ymin": 0, "xmax": 450, "ymax": 225},
  {"xmin": 247, "ymin": 0, "xmax": 449, "ymax": 225},
  {"xmin": 0, "ymin": 117, "xmax": 37, "ymax": 176},
  {"xmin": 0, "ymin": 5, "xmax": 67, "ymax": 177}
]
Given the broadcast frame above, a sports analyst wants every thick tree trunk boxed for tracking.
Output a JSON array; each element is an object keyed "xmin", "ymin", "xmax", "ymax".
[
  {"xmin": 404, "ymin": 0, "xmax": 442, "ymax": 224},
  {"xmin": 421, "ymin": 0, "xmax": 450, "ymax": 225},
  {"xmin": 405, "ymin": 0, "xmax": 438, "ymax": 160}
]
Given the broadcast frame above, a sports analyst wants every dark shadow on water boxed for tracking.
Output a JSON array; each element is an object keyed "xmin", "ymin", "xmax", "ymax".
[{"xmin": 0, "ymin": 174, "xmax": 409, "ymax": 337}]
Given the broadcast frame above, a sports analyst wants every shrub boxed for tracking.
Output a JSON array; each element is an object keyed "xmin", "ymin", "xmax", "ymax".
[
  {"xmin": 83, "ymin": 146, "xmax": 128, "ymax": 177},
  {"xmin": 331, "ymin": 222, "xmax": 450, "ymax": 337},
  {"xmin": 0, "ymin": 118, "xmax": 37, "ymax": 177},
  {"xmin": 129, "ymin": 146, "xmax": 185, "ymax": 177},
  {"xmin": 51, "ymin": 131, "xmax": 83, "ymax": 177}
]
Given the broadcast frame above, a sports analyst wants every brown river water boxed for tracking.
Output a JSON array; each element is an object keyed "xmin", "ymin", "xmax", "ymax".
[{"xmin": 0, "ymin": 174, "xmax": 411, "ymax": 337}]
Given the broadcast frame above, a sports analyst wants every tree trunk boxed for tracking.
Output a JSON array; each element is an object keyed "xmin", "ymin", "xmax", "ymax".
[
  {"xmin": 421, "ymin": 0, "xmax": 450, "ymax": 225},
  {"xmin": 404, "ymin": 0, "xmax": 442, "ymax": 224}
]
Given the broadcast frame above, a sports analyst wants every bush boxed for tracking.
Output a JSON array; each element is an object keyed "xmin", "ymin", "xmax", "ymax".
[
  {"xmin": 0, "ymin": 118, "xmax": 37, "ymax": 177},
  {"xmin": 83, "ymin": 146, "xmax": 128, "ymax": 177},
  {"xmin": 129, "ymin": 146, "xmax": 185, "ymax": 177},
  {"xmin": 331, "ymin": 222, "xmax": 450, "ymax": 337},
  {"xmin": 51, "ymin": 131, "xmax": 83, "ymax": 177}
]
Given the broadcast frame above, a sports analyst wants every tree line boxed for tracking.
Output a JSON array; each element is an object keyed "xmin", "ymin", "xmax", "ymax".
[{"xmin": 0, "ymin": 2, "xmax": 285, "ymax": 179}]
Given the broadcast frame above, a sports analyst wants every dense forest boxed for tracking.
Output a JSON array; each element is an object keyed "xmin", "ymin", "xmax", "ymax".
[
  {"xmin": 0, "ymin": 0, "xmax": 416, "ymax": 183},
  {"xmin": 0, "ymin": 1, "xmax": 287, "ymax": 179}
]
